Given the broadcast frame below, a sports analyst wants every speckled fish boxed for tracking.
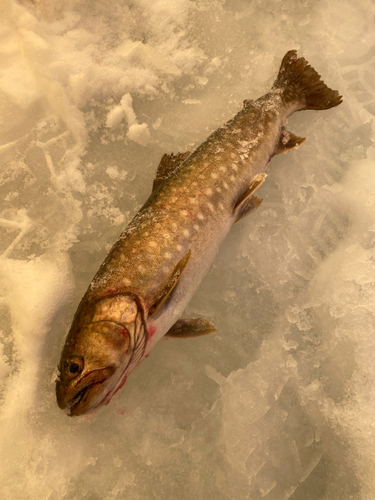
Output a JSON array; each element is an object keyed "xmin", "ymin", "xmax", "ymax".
[{"xmin": 56, "ymin": 50, "xmax": 342, "ymax": 416}]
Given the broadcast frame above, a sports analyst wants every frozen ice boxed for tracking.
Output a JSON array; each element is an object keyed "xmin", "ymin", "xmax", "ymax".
[{"xmin": 1, "ymin": 0, "xmax": 375, "ymax": 498}]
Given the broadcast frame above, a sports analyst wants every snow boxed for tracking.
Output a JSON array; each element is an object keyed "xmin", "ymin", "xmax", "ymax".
[
  {"xmin": 1, "ymin": 0, "xmax": 375, "ymax": 498},
  {"xmin": 127, "ymin": 123, "xmax": 151, "ymax": 146},
  {"xmin": 106, "ymin": 93, "xmax": 151, "ymax": 145}
]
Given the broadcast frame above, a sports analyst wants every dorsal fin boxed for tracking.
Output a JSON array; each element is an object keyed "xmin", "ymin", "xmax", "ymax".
[{"xmin": 153, "ymin": 151, "xmax": 191, "ymax": 191}]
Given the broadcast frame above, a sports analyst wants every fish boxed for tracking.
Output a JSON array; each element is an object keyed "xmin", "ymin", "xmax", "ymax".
[{"xmin": 56, "ymin": 50, "xmax": 342, "ymax": 416}]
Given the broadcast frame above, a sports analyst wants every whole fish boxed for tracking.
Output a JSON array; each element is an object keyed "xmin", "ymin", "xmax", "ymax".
[{"xmin": 56, "ymin": 50, "xmax": 342, "ymax": 416}]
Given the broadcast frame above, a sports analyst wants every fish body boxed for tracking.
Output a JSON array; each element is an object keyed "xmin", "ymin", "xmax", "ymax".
[{"xmin": 56, "ymin": 51, "xmax": 342, "ymax": 416}]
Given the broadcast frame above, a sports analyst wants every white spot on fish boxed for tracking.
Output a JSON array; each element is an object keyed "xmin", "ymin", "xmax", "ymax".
[
  {"xmin": 205, "ymin": 188, "xmax": 213, "ymax": 196},
  {"xmin": 177, "ymin": 244, "xmax": 182, "ymax": 251},
  {"xmin": 230, "ymin": 152, "xmax": 236, "ymax": 159},
  {"xmin": 197, "ymin": 213, "xmax": 204, "ymax": 220},
  {"xmin": 223, "ymin": 182, "xmax": 229, "ymax": 190},
  {"xmin": 180, "ymin": 210, "xmax": 189, "ymax": 217},
  {"xmin": 211, "ymin": 173, "xmax": 218, "ymax": 179},
  {"xmin": 219, "ymin": 166, "xmax": 227, "ymax": 173},
  {"xmin": 207, "ymin": 202, "xmax": 214, "ymax": 212},
  {"xmin": 149, "ymin": 241, "xmax": 157, "ymax": 248},
  {"xmin": 230, "ymin": 175, "xmax": 236, "ymax": 182},
  {"xmin": 194, "ymin": 224, "xmax": 199, "ymax": 231},
  {"xmin": 138, "ymin": 265, "xmax": 145, "ymax": 272},
  {"xmin": 231, "ymin": 163, "xmax": 238, "ymax": 172},
  {"xmin": 164, "ymin": 252, "xmax": 172, "ymax": 259},
  {"xmin": 183, "ymin": 229, "xmax": 190, "ymax": 237},
  {"xmin": 216, "ymin": 187, "xmax": 222, "ymax": 193},
  {"xmin": 219, "ymin": 203, "xmax": 224, "ymax": 211},
  {"xmin": 172, "ymin": 223, "xmax": 177, "ymax": 232}
]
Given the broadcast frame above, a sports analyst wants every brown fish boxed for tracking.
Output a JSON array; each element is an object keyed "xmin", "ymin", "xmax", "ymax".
[{"xmin": 56, "ymin": 50, "xmax": 342, "ymax": 416}]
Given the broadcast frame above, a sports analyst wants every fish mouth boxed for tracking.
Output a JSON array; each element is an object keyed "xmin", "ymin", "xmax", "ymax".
[
  {"xmin": 57, "ymin": 366, "xmax": 116, "ymax": 416},
  {"xmin": 68, "ymin": 380, "xmax": 105, "ymax": 416}
]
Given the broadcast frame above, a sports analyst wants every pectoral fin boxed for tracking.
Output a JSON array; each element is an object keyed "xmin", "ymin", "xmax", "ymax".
[
  {"xmin": 274, "ymin": 128, "xmax": 306, "ymax": 155},
  {"xmin": 149, "ymin": 250, "xmax": 191, "ymax": 316},
  {"xmin": 165, "ymin": 318, "xmax": 216, "ymax": 338},
  {"xmin": 153, "ymin": 151, "xmax": 191, "ymax": 191}
]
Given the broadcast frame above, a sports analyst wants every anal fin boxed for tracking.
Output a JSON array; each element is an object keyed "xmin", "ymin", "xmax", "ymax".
[
  {"xmin": 274, "ymin": 128, "xmax": 306, "ymax": 155},
  {"xmin": 165, "ymin": 318, "xmax": 216, "ymax": 338},
  {"xmin": 153, "ymin": 151, "xmax": 191, "ymax": 191}
]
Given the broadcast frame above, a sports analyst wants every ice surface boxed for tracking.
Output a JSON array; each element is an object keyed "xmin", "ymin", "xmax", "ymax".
[{"xmin": 1, "ymin": 0, "xmax": 375, "ymax": 498}]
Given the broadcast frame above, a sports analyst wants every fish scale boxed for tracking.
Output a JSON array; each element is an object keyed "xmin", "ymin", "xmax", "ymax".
[
  {"xmin": 56, "ymin": 50, "xmax": 342, "ymax": 416},
  {"xmin": 88, "ymin": 106, "xmax": 277, "ymax": 304}
]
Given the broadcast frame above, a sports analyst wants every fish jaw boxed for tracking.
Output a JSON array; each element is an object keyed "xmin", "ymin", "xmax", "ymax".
[{"xmin": 56, "ymin": 366, "xmax": 116, "ymax": 416}]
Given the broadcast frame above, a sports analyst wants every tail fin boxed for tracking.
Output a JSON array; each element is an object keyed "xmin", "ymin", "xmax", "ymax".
[{"xmin": 272, "ymin": 50, "xmax": 343, "ymax": 110}]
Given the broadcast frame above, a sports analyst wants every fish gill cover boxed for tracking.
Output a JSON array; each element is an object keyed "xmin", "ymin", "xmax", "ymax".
[{"xmin": 0, "ymin": 0, "xmax": 374, "ymax": 499}]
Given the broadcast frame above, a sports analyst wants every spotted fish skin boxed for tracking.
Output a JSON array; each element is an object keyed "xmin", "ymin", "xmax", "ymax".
[
  {"xmin": 56, "ymin": 50, "xmax": 342, "ymax": 415},
  {"xmin": 87, "ymin": 105, "xmax": 276, "ymax": 342},
  {"xmin": 86, "ymin": 51, "xmax": 342, "ymax": 348}
]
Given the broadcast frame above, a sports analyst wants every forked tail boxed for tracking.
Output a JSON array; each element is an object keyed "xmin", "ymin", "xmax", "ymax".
[{"xmin": 272, "ymin": 50, "xmax": 343, "ymax": 111}]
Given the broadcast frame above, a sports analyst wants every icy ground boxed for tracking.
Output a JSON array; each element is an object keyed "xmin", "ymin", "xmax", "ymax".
[{"xmin": 0, "ymin": 0, "xmax": 375, "ymax": 498}]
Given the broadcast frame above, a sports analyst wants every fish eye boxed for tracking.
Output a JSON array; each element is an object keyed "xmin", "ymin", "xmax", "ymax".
[
  {"xmin": 65, "ymin": 357, "xmax": 83, "ymax": 377},
  {"xmin": 69, "ymin": 363, "xmax": 80, "ymax": 374}
]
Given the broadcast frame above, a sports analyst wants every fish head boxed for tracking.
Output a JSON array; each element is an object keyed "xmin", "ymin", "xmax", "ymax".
[{"xmin": 56, "ymin": 294, "xmax": 147, "ymax": 416}]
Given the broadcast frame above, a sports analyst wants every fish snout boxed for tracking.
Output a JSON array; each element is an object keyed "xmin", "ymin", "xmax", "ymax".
[{"xmin": 56, "ymin": 366, "xmax": 116, "ymax": 415}]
